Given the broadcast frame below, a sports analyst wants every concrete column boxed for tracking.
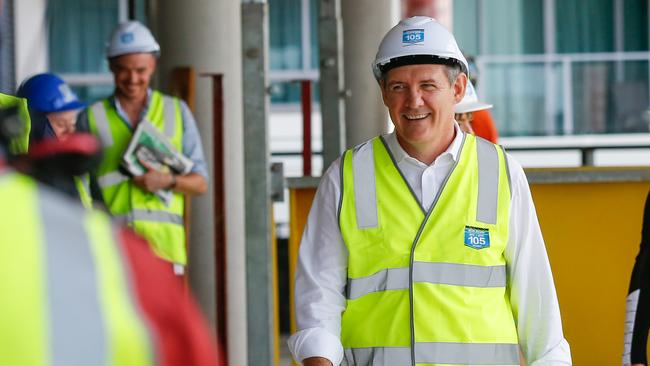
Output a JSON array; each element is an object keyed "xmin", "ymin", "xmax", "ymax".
[
  {"xmin": 13, "ymin": 0, "xmax": 47, "ymax": 86},
  {"xmin": 341, "ymin": 0, "xmax": 399, "ymax": 147},
  {"xmin": 155, "ymin": 1, "xmax": 247, "ymax": 365}
]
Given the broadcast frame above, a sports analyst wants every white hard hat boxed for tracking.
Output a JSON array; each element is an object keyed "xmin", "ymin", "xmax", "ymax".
[
  {"xmin": 373, "ymin": 16, "xmax": 468, "ymax": 81},
  {"xmin": 454, "ymin": 80, "xmax": 492, "ymax": 114},
  {"xmin": 106, "ymin": 21, "xmax": 160, "ymax": 58}
]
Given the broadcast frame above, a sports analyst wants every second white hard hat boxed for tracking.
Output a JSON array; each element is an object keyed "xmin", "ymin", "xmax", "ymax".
[
  {"xmin": 454, "ymin": 80, "xmax": 492, "ymax": 114},
  {"xmin": 373, "ymin": 16, "xmax": 469, "ymax": 81},
  {"xmin": 106, "ymin": 21, "xmax": 160, "ymax": 58}
]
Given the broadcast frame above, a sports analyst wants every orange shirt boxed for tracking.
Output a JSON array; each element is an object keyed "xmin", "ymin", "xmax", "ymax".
[{"xmin": 472, "ymin": 109, "xmax": 499, "ymax": 144}]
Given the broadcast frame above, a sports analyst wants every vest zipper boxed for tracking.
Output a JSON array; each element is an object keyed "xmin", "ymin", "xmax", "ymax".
[{"xmin": 406, "ymin": 134, "xmax": 466, "ymax": 366}]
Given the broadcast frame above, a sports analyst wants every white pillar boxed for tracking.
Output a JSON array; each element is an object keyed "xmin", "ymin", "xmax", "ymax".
[
  {"xmin": 155, "ymin": 1, "xmax": 246, "ymax": 365},
  {"xmin": 13, "ymin": 0, "xmax": 47, "ymax": 86},
  {"xmin": 342, "ymin": 0, "xmax": 399, "ymax": 147}
]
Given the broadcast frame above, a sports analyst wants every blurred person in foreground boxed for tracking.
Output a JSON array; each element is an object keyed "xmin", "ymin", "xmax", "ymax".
[
  {"xmin": 0, "ymin": 105, "xmax": 220, "ymax": 365},
  {"xmin": 289, "ymin": 16, "xmax": 571, "ymax": 366},
  {"xmin": 623, "ymin": 190, "xmax": 650, "ymax": 366},
  {"xmin": 78, "ymin": 21, "xmax": 208, "ymax": 273}
]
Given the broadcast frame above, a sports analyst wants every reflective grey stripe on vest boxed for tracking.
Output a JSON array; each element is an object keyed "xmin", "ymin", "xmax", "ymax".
[
  {"xmin": 347, "ymin": 261, "xmax": 506, "ymax": 300},
  {"xmin": 343, "ymin": 346, "xmax": 411, "ymax": 366},
  {"xmin": 162, "ymin": 96, "xmax": 176, "ymax": 138},
  {"xmin": 476, "ymin": 137, "xmax": 499, "ymax": 224},
  {"xmin": 97, "ymin": 170, "xmax": 130, "ymax": 188},
  {"xmin": 40, "ymin": 189, "xmax": 106, "ymax": 365},
  {"xmin": 352, "ymin": 140, "xmax": 378, "ymax": 229},
  {"xmin": 344, "ymin": 343, "xmax": 519, "ymax": 366},
  {"xmin": 117, "ymin": 209, "xmax": 183, "ymax": 225},
  {"xmin": 91, "ymin": 102, "xmax": 114, "ymax": 148}
]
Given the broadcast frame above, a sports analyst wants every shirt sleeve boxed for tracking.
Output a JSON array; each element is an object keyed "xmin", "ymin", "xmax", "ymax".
[
  {"xmin": 504, "ymin": 155, "xmax": 572, "ymax": 365},
  {"xmin": 179, "ymin": 101, "xmax": 209, "ymax": 180},
  {"xmin": 288, "ymin": 158, "xmax": 348, "ymax": 365}
]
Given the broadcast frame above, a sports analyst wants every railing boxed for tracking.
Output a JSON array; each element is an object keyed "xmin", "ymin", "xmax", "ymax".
[{"xmin": 501, "ymin": 133, "xmax": 650, "ymax": 166}]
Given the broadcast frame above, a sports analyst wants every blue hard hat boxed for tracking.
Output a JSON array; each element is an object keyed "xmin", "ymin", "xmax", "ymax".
[{"xmin": 17, "ymin": 73, "xmax": 85, "ymax": 113}]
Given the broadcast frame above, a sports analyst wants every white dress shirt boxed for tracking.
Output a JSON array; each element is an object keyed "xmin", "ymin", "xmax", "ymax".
[{"xmin": 288, "ymin": 125, "xmax": 572, "ymax": 365}]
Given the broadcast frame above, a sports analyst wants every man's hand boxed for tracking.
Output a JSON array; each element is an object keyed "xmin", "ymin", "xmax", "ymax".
[
  {"xmin": 303, "ymin": 357, "xmax": 333, "ymax": 366},
  {"xmin": 133, "ymin": 169, "xmax": 174, "ymax": 193}
]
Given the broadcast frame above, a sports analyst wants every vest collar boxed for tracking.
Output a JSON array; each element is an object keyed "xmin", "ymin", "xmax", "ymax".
[
  {"xmin": 111, "ymin": 88, "xmax": 153, "ymax": 127},
  {"xmin": 383, "ymin": 123, "xmax": 463, "ymax": 167}
]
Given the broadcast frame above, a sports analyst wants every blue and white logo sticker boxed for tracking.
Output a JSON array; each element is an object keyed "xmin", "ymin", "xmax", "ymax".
[
  {"xmin": 464, "ymin": 226, "xmax": 490, "ymax": 250},
  {"xmin": 120, "ymin": 32, "xmax": 135, "ymax": 44},
  {"xmin": 402, "ymin": 29, "xmax": 424, "ymax": 44}
]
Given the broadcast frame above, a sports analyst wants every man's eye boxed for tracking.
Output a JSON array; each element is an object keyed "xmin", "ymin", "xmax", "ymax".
[{"xmin": 391, "ymin": 85, "xmax": 405, "ymax": 91}]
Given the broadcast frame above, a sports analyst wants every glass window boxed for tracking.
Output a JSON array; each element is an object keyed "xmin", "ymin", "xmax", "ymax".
[
  {"xmin": 269, "ymin": 0, "xmax": 303, "ymax": 71},
  {"xmin": 571, "ymin": 60, "xmax": 648, "ymax": 134},
  {"xmin": 70, "ymin": 85, "xmax": 114, "ymax": 106},
  {"xmin": 452, "ymin": 0, "xmax": 479, "ymax": 56},
  {"xmin": 483, "ymin": 62, "xmax": 557, "ymax": 136},
  {"xmin": 310, "ymin": 0, "xmax": 319, "ymax": 69},
  {"xmin": 624, "ymin": 0, "xmax": 648, "ymax": 51},
  {"xmin": 47, "ymin": 0, "xmax": 118, "ymax": 74},
  {"xmin": 556, "ymin": 0, "xmax": 614, "ymax": 53},
  {"xmin": 482, "ymin": 0, "xmax": 543, "ymax": 55},
  {"xmin": 269, "ymin": 0, "xmax": 319, "ymax": 104}
]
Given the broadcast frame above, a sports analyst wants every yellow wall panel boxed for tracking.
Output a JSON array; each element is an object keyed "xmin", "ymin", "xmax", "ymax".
[{"xmin": 531, "ymin": 182, "xmax": 650, "ymax": 365}]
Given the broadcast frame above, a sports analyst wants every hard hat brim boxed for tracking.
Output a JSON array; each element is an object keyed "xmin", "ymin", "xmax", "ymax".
[
  {"xmin": 375, "ymin": 54, "xmax": 468, "ymax": 81},
  {"xmin": 107, "ymin": 49, "xmax": 160, "ymax": 59},
  {"xmin": 56, "ymin": 100, "xmax": 86, "ymax": 112},
  {"xmin": 454, "ymin": 101, "xmax": 493, "ymax": 114}
]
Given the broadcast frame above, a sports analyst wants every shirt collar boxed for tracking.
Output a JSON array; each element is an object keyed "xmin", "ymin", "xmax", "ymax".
[
  {"xmin": 382, "ymin": 122, "xmax": 464, "ymax": 166},
  {"xmin": 110, "ymin": 88, "xmax": 153, "ymax": 125}
]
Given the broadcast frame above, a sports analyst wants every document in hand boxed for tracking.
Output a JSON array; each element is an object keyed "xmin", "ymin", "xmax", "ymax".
[{"xmin": 122, "ymin": 120, "xmax": 194, "ymax": 205}]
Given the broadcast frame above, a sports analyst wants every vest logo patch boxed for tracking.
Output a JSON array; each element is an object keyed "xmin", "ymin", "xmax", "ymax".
[{"xmin": 464, "ymin": 226, "xmax": 490, "ymax": 250}]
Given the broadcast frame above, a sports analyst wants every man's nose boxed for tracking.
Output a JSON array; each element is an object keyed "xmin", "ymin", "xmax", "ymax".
[
  {"xmin": 406, "ymin": 88, "xmax": 424, "ymax": 108},
  {"xmin": 129, "ymin": 71, "xmax": 138, "ymax": 83}
]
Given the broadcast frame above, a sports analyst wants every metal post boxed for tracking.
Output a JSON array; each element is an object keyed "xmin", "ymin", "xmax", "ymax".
[
  {"xmin": 128, "ymin": 0, "xmax": 136, "ymax": 20},
  {"xmin": 582, "ymin": 147, "xmax": 595, "ymax": 166},
  {"xmin": 301, "ymin": 80, "xmax": 312, "ymax": 176},
  {"xmin": 318, "ymin": 0, "xmax": 346, "ymax": 169},
  {"xmin": 201, "ymin": 73, "xmax": 228, "ymax": 366},
  {"xmin": 241, "ymin": 2, "xmax": 274, "ymax": 365}
]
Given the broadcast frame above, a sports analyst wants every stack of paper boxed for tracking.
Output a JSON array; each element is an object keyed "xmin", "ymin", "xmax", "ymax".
[{"xmin": 122, "ymin": 120, "xmax": 194, "ymax": 205}]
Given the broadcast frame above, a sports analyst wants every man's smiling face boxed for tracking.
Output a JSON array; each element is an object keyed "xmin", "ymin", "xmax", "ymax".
[{"xmin": 381, "ymin": 63, "xmax": 466, "ymax": 152}]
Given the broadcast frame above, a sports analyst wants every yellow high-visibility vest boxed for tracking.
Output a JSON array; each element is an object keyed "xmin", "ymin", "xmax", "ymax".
[
  {"xmin": 0, "ymin": 93, "xmax": 31, "ymax": 154},
  {"xmin": 87, "ymin": 91, "xmax": 186, "ymax": 264},
  {"xmin": 0, "ymin": 170, "xmax": 155, "ymax": 365},
  {"xmin": 74, "ymin": 174, "xmax": 93, "ymax": 208},
  {"xmin": 339, "ymin": 133, "xmax": 519, "ymax": 366}
]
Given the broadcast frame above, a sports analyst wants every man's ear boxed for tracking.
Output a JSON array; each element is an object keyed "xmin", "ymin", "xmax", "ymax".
[
  {"xmin": 453, "ymin": 73, "xmax": 468, "ymax": 103},
  {"xmin": 379, "ymin": 79, "xmax": 390, "ymax": 107}
]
